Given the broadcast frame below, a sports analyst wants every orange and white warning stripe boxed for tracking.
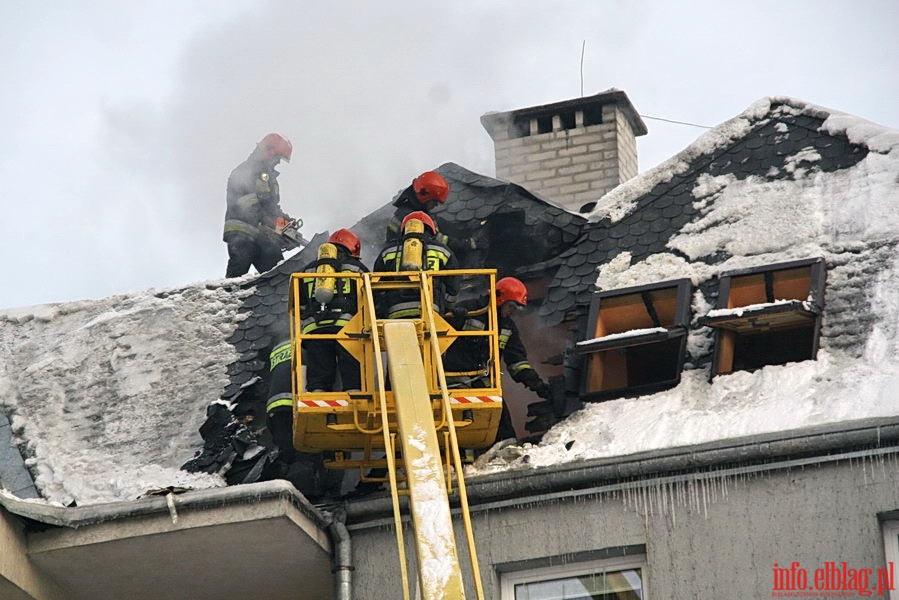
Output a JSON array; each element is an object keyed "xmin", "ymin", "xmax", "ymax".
[
  {"xmin": 296, "ymin": 396, "xmax": 502, "ymax": 408},
  {"xmin": 449, "ymin": 395, "xmax": 502, "ymax": 404},
  {"xmin": 296, "ymin": 399, "xmax": 350, "ymax": 408}
]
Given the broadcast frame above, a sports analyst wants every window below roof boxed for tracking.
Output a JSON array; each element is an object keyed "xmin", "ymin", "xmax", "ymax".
[
  {"xmin": 699, "ymin": 258, "xmax": 826, "ymax": 377},
  {"xmin": 500, "ymin": 554, "xmax": 645, "ymax": 600},
  {"xmin": 880, "ymin": 518, "xmax": 899, "ymax": 600},
  {"xmin": 577, "ymin": 279, "xmax": 692, "ymax": 401}
]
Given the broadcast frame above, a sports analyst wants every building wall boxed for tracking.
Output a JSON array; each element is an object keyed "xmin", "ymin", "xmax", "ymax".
[{"xmin": 347, "ymin": 451, "xmax": 899, "ymax": 598}]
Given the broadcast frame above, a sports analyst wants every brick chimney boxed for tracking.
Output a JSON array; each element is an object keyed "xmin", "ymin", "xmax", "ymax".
[{"xmin": 480, "ymin": 88, "xmax": 647, "ymax": 213}]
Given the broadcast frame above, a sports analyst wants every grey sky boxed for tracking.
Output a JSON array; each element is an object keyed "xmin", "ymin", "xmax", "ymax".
[{"xmin": 2, "ymin": 0, "xmax": 896, "ymax": 308}]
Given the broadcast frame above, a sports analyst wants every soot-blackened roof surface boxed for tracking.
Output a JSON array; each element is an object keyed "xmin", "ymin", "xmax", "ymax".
[{"xmin": 538, "ymin": 99, "xmax": 868, "ymax": 326}]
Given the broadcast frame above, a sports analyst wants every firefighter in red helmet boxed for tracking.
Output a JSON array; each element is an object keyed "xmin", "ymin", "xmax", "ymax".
[
  {"xmin": 264, "ymin": 228, "xmax": 367, "ymax": 498},
  {"xmin": 374, "ymin": 210, "xmax": 458, "ymax": 319},
  {"xmin": 385, "ymin": 171, "xmax": 450, "ymax": 242},
  {"xmin": 444, "ymin": 276, "xmax": 552, "ymax": 443},
  {"xmin": 223, "ymin": 133, "xmax": 297, "ymax": 277}
]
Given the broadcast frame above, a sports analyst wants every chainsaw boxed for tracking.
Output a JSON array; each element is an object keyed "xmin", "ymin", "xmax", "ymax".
[{"xmin": 270, "ymin": 218, "xmax": 309, "ymax": 250}]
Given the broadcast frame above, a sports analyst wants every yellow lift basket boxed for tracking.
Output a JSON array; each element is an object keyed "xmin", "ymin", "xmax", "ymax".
[{"xmin": 289, "ymin": 269, "xmax": 503, "ymax": 465}]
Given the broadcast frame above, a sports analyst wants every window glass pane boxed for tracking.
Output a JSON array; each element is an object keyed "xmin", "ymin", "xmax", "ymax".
[{"xmin": 514, "ymin": 568, "xmax": 643, "ymax": 599}]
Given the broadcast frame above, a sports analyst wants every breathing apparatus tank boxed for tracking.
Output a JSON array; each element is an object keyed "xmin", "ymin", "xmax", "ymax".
[
  {"xmin": 314, "ymin": 242, "xmax": 338, "ymax": 304},
  {"xmin": 401, "ymin": 218, "xmax": 425, "ymax": 271}
]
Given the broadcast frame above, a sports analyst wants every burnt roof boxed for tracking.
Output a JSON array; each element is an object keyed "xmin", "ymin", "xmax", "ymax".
[{"xmin": 221, "ymin": 163, "xmax": 586, "ymax": 403}]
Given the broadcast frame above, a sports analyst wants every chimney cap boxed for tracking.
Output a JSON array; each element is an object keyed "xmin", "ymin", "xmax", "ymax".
[{"xmin": 481, "ymin": 88, "xmax": 648, "ymax": 138}]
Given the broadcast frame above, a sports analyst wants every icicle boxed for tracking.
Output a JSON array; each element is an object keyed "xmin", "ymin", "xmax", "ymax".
[{"xmin": 702, "ymin": 479, "xmax": 709, "ymax": 519}]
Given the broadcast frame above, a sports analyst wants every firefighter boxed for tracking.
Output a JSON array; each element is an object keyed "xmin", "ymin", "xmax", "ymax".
[
  {"xmin": 373, "ymin": 211, "xmax": 459, "ymax": 318},
  {"xmin": 264, "ymin": 229, "xmax": 366, "ymax": 500},
  {"xmin": 223, "ymin": 133, "xmax": 296, "ymax": 278},
  {"xmin": 444, "ymin": 276, "xmax": 552, "ymax": 442},
  {"xmin": 298, "ymin": 228, "xmax": 369, "ymax": 392},
  {"xmin": 385, "ymin": 171, "xmax": 450, "ymax": 242}
]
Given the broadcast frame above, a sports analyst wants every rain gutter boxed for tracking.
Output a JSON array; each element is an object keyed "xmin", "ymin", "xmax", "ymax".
[
  {"xmin": 344, "ymin": 416, "xmax": 899, "ymax": 529},
  {"xmin": 0, "ymin": 479, "xmax": 328, "ymax": 530}
]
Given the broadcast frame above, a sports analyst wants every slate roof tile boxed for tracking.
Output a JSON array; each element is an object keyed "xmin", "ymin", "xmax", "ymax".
[
  {"xmin": 654, "ymin": 194, "xmax": 675, "ymax": 209},
  {"xmin": 243, "ymin": 326, "xmax": 268, "ymax": 341},
  {"xmin": 555, "ymin": 264, "xmax": 574, "ymax": 281},
  {"xmin": 587, "ymin": 227, "xmax": 606, "ymax": 242},
  {"xmin": 231, "ymin": 371, "xmax": 257, "ymax": 387},
  {"xmin": 661, "ymin": 204, "xmax": 684, "ymax": 219},
  {"xmin": 257, "ymin": 313, "xmax": 278, "ymax": 328},
  {"xmin": 241, "ymin": 295, "xmax": 262, "ymax": 309},
  {"xmin": 639, "ymin": 231, "xmax": 661, "ymax": 246},
  {"xmin": 457, "ymin": 207, "xmax": 475, "ymax": 221},
  {"xmin": 628, "ymin": 220, "xmax": 649, "ymax": 236},
  {"xmin": 233, "ymin": 339, "xmax": 253, "ymax": 354},
  {"xmin": 225, "ymin": 329, "xmax": 244, "ymax": 345},
  {"xmin": 649, "ymin": 216, "xmax": 670, "ymax": 233},
  {"xmin": 608, "ymin": 226, "xmax": 628, "ymax": 240},
  {"xmin": 249, "ymin": 337, "xmax": 272, "ymax": 352},
  {"xmin": 575, "ymin": 261, "xmax": 597, "ymax": 277},
  {"xmin": 548, "ymin": 286, "xmax": 570, "ymax": 304},
  {"xmin": 473, "ymin": 204, "xmax": 494, "ymax": 219}
]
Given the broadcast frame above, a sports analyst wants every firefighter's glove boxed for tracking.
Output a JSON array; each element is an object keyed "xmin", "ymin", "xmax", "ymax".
[
  {"xmin": 526, "ymin": 399, "xmax": 554, "ymax": 418},
  {"xmin": 533, "ymin": 381, "xmax": 552, "ymax": 400},
  {"xmin": 449, "ymin": 306, "xmax": 468, "ymax": 319}
]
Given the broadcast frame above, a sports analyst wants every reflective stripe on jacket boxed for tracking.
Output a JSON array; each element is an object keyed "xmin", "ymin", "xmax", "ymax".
[{"xmin": 266, "ymin": 339, "xmax": 294, "ymax": 413}]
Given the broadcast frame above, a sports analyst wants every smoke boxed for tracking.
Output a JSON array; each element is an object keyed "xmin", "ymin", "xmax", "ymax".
[
  {"xmin": 98, "ymin": 0, "xmax": 610, "ymax": 278},
  {"xmin": 7, "ymin": 0, "xmax": 897, "ymax": 308}
]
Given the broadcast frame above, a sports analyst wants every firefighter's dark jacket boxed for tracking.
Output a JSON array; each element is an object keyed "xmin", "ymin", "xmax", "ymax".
[
  {"xmin": 386, "ymin": 187, "xmax": 429, "ymax": 242},
  {"xmin": 386, "ymin": 186, "xmax": 482, "ymax": 264},
  {"xmin": 373, "ymin": 234, "xmax": 458, "ymax": 318},
  {"xmin": 445, "ymin": 297, "xmax": 544, "ymax": 391},
  {"xmin": 298, "ymin": 249, "xmax": 369, "ymax": 334},
  {"xmin": 223, "ymin": 149, "xmax": 289, "ymax": 242}
]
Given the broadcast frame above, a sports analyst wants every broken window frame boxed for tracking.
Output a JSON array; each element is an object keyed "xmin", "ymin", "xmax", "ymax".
[
  {"xmin": 577, "ymin": 278, "xmax": 693, "ymax": 402},
  {"xmin": 700, "ymin": 257, "xmax": 826, "ymax": 378},
  {"xmin": 500, "ymin": 554, "xmax": 646, "ymax": 600}
]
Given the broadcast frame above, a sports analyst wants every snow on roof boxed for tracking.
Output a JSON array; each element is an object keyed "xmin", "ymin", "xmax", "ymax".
[
  {"xmin": 468, "ymin": 97, "xmax": 899, "ymax": 475},
  {"xmin": 0, "ymin": 281, "xmax": 244, "ymax": 505},
  {"xmin": 1, "ymin": 97, "xmax": 897, "ymax": 505},
  {"xmin": 587, "ymin": 97, "xmax": 899, "ymax": 225}
]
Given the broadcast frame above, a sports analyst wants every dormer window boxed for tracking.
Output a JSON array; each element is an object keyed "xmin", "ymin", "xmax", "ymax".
[
  {"xmin": 577, "ymin": 279, "xmax": 693, "ymax": 401},
  {"xmin": 700, "ymin": 258, "xmax": 826, "ymax": 377}
]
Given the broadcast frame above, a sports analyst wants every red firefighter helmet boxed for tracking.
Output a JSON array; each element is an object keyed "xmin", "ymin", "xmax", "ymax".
[
  {"xmin": 328, "ymin": 228, "xmax": 361, "ymax": 257},
  {"xmin": 412, "ymin": 171, "xmax": 449, "ymax": 204},
  {"xmin": 401, "ymin": 210, "xmax": 437, "ymax": 235},
  {"xmin": 496, "ymin": 277, "xmax": 528, "ymax": 307},
  {"xmin": 258, "ymin": 133, "xmax": 293, "ymax": 162}
]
